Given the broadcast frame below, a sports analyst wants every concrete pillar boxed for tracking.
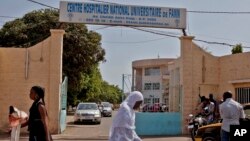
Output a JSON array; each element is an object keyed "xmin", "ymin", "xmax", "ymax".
[
  {"xmin": 48, "ymin": 29, "xmax": 65, "ymax": 133},
  {"xmin": 179, "ymin": 36, "xmax": 195, "ymax": 134}
]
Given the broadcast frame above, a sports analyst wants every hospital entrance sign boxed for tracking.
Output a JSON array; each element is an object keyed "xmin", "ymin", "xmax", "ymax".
[{"xmin": 59, "ymin": 1, "xmax": 186, "ymax": 29}]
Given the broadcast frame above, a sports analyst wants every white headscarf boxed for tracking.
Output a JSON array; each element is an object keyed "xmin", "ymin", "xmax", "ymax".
[
  {"xmin": 109, "ymin": 91, "xmax": 143, "ymax": 137},
  {"xmin": 125, "ymin": 91, "xmax": 144, "ymax": 109}
]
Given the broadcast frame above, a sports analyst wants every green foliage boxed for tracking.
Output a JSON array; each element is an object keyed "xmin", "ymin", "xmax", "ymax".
[
  {"xmin": 76, "ymin": 66, "xmax": 122, "ymax": 105},
  {"xmin": 0, "ymin": 9, "xmax": 122, "ymax": 106},
  {"xmin": 231, "ymin": 44, "xmax": 243, "ymax": 54},
  {"xmin": 0, "ymin": 9, "xmax": 59, "ymax": 47},
  {"xmin": 100, "ymin": 81, "xmax": 122, "ymax": 104}
]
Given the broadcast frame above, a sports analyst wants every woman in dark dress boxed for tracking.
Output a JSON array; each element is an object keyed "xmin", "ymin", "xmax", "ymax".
[{"xmin": 22, "ymin": 86, "xmax": 52, "ymax": 141}]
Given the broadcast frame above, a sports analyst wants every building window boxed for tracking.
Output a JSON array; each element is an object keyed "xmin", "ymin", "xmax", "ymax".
[
  {"xmin": 145, "ymin": 67, "xmax": 160, "ymax": 76},
  {"xmin": 236, "ymin": 87, "xmax": 250, "ymax": 104},
  {"xmin": 153, "ymin": 83, "xmax": 160, "ymax": 90},
  {"xmin": 144, "ymin": 82, "xmax": 160, "ymax": 90},
  {"xmin": 144, "ymin": 98, "xmax": 159, "ymax": 104},
  {"xmin": 144, "ymin": 98, "xmax": 151, "ymax": 104},
  {"xmin": 144, "ymin": 83, "xmax": 152, "ymax": 90},
  {"xmin": 153, "ymin": 98, "xmax": 160, "ymax": 103}
]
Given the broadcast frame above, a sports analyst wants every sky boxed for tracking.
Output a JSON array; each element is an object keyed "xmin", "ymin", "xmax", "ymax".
[{"xmin": 1, "ymin": 0, "xmax": 250, "ymax": 92}]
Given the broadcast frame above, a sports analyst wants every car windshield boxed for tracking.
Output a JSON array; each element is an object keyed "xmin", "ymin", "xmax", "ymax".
[
  {"xmin": 77, "ymin": 104, "xmax": 98, "ymax": 110},
  {"xmin": 102, "ymin": 102, "xmax": 111, "ymax": 107},
  {"xmin": 102, "ymin": 103, "xmax": 110, "ymax": 107}
]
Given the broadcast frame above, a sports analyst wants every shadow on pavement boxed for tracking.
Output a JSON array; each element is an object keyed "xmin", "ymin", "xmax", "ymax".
[
  {"xmin": 67, "ymin": 121, "xmax": 100, "ymax": 125},
  {"xmin": 52, "ymin": 135, "xmax": 108, "ymax": 141}
]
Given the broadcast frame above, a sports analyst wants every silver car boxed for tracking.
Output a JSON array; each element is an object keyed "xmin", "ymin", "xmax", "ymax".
[
  {"xmin": 101, "ymin": 102, "xmax": 112, "ymax": 117},
  {"xmin": 74, "ymin": 102, "xmax": 101, "ymax": 124}
]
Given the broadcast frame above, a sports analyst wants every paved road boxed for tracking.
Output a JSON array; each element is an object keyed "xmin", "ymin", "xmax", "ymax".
[
  {"xmin": 0, "ymin": 111, "xmax": 192, "ymax": 141},
  {"xmin": 57, "ymin": 111, "xmax": 192, "ymax": 141},
  {"xmin": 61, "ymin": 112, "xmax": 113, "ymax": 139},
  {"xmin": 54, "ymin": 111, "xmax": 191, "ymax": 141}
]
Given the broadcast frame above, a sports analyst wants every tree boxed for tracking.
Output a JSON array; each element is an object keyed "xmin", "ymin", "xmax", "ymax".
[
  {"xmin": 231, "ymin": 44, "xmax": 243, "ymax": 54},
  {"xmin": 0, "ymin": 9, "xmax": 121, "ymax": 105},
  {"xmin": 0, "ymin": 9, "xmax": 59, "ymax": 47},
  {"xmin": 76, "ymin": 66, "xmax": 122, "ymax": 105},
  {"xmin": 101, "ymin": 82, "xmax": 122, "ymax": 104}
]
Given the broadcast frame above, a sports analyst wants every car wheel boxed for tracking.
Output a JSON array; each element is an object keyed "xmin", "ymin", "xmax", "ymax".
[
  {"xmin": 96, "ymin": 121, "xmax": 101, "ymax": 124},
  {"xmin": 202, "ymin": 136, "xmax": 216, "ymax": 141}
]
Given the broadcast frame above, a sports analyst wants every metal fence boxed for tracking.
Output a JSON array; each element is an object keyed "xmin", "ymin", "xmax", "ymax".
[
  {"xmin": 236, "ymin": 87, "xmax": 250, "ymax": 104},
  {"xmin": 140, "ymin": 101, "xmax": 168, "ymax": 112}
]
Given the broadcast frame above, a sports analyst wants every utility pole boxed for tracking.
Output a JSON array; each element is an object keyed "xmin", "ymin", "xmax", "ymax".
[
  {"xmin": 122, "ymin": 74, "xmax": 125, "ymax": 101},
  {"xmin": 121, "ymin": 73, "xmax": 132, "ymax": 102}
]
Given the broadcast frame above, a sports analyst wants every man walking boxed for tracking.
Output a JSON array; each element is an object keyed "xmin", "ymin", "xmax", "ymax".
[{"xmin": 219, "ymin": 91, "xmax": 245, "ymax": 141}]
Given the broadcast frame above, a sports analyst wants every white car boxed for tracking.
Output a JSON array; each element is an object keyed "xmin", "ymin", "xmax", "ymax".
[
  {"xmin": 101, "ymin": 102, "xmax": 112, "ymax": 117},
  {"xmin": 74, "ymin": 102, "xmax": 101, "ymax": 124}
]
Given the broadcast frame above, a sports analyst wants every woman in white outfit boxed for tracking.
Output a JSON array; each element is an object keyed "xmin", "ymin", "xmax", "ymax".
[{"xmin": 109, "ymin": 91, "xmax": 143, "ymax": 141}]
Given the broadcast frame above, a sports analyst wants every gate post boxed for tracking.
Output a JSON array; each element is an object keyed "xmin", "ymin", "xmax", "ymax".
[{"xmin": 59, "ymin": 76, "xmax": 68, "ymax": 133}]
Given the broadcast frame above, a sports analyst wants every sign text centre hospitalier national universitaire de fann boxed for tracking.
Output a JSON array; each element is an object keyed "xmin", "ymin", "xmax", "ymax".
[{"xmin": 59, "ymin": 1, "xmax": 187, "ymax": 29}]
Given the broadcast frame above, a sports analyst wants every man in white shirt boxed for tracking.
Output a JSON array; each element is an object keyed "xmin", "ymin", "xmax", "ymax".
[{"xmin": 219, "ymin": 91, "xmax": 245, "ymax": 141}]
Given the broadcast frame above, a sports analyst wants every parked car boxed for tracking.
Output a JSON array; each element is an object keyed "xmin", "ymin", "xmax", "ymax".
[
  {"xmin": 110, "ymin": 103, "xmax": 114, "ymax": 110},
  {"xmin": 98, "ymin": 104, "xmax": 104, "ymax": 113},
  {"xmin": 74, "ymin": 102, "xmax": 101, "ymax": 124},
  {"xmin": 194, "ymin": 103, "xmax": 250, "ymax": 141},
  {"xmin": 101, "ymin": 102, "xmax": 112, "ymax": 117}
]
